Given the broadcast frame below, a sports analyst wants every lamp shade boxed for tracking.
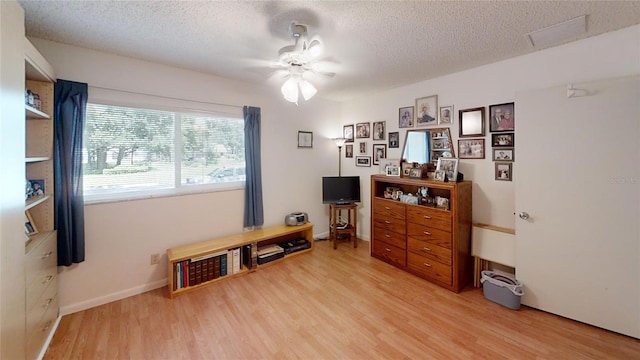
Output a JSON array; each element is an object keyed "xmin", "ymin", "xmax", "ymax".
[
  {"xmin": 332, "ymin": 137, "xmax": 346, "ymax": 147},
  {"xmin": 299, "ymin": 80, "xmax": 317, "ymax": 101},
  {"xmin": 281, "ymin": 77, "xmax": 299, "ymax": 103}
]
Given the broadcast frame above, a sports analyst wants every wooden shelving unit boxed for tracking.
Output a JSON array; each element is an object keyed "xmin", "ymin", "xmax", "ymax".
[
  {"xmin": 167, "ymin": 223, "xmax": 314, "ymax": 298},
  {"xmin": 24, "ymin": 38, "xmax": 58, "ymax": 360}
]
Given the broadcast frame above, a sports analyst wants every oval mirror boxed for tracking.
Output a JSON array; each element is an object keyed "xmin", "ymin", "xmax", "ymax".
[{"xmin": 401, "ymin": 128, "xmax": 456, "ymax": 165}]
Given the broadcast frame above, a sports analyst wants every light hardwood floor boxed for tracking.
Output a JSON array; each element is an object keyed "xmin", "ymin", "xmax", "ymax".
[{"xmin": 45, "ymin": 239, "xmax": 639, "ymax": 359}]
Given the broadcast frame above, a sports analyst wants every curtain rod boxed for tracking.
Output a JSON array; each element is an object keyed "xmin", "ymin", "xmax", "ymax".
[{"xmin": 88, "ymin": 84, "xmax": 244, "ymax": 109}]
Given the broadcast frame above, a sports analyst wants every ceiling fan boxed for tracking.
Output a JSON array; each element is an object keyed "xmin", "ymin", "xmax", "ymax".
[{"xmin": 273, "ymin": 22, "xmax": 336, "ymax": 104}]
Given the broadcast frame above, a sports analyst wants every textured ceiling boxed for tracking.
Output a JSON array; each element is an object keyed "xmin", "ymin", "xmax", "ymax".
[{"xmin": 18, "ymin": 1, "xmax": 640, "ymax": 102}]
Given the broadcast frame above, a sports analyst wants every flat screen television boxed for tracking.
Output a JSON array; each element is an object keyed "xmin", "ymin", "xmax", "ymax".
[{"xmin": 322, "ymin": 176, "xmax": 361, "ymax": 204}]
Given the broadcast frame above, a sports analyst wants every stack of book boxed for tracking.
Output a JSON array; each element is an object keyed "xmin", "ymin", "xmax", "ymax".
[{"xmin": 173, "ymin": 246, "xmax": 246, "ymax": 290}]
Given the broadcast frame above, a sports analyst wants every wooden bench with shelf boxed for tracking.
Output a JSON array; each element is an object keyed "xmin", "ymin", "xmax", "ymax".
[{"xmin": 166, "ymin": 223, "xmax": 314, "ymax": 298}]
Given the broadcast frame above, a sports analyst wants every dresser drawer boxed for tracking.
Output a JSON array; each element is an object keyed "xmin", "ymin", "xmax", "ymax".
[
  {"xmin": 25, "ymin": 231, "xmax": 57, "ymax": 288},
  {"xmin": 407, "ymin": 252, "xmax": 452, "ymax": 285},
  {"xmin": 26, "ymin": 266, "xmax": 57, "ymax": 312},
  {"xmin": 26, "ymin": 275, "xmax": 57, "ymax": 337},
  {"xmin": 373, "ymin": 225, "xmax": 406, "ymax": 249},
  {"xmin": 372, "ymin": 240, "xmax": 406, "ymax": 267},
  {"xmin": 407, "ymin": 237, "xmax": 452, "ymax": 266},
  {"xmin": 372, "ymin": 216, "xmax": 406, "ymax": 235},
  {"xmin": 406, "ymin": 223, "xmax": 452, "ymax": 249},
  {"xmin": 373, "ymin": 199, "xmax": 405, "ymax": 221},
  {"xmin": 407, "ymin": 206, "xmax": 451, "ymax": 232},
  {"xmin": 26, "ymin": 294, "xmax": 58, "ymax": 360}
]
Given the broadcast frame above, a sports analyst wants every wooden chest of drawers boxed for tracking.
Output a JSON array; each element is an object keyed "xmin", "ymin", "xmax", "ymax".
[{"xmin": 370, "ymin": 175, "xmax": 472, "ymax": 292}]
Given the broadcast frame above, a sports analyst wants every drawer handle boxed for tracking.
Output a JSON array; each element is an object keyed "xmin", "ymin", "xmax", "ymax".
[
  {"xmin": 42, "ymin": 275, "xmax": 53, "ymax": 284},
  {"xmin": 423, "ymin": 215, "xmax": 432, "ymax": 219},
  {"xmin": 384, "ymin": 234, "xmax": 391, "ymax": 238},
  {"xmin": 423, "ymin": 263, "xmax": 432, "ymax": 267},
  {"xmin": 41, "ymin": 251, "xmax": 53, "ymax": 259},
  {"xmin": 385, "ymin": 248, "xmax": 391, "ymax": 252},
  {"xmin": 42, "ymin": 320, "xmax": 52, "ymax": 332},
  {"xmin": 423, "ymin": 231, "xmax": 431, "ymax": 236},
  {"xmin": 422, "ymin": 247, "xmax": 431, "ymax": 252},
  {"xmin": 43, "ymin": 298, "xmax": 53, "ymax": 308},
  {"xmin": 384, "ymin": 206, "xmax": 391, "ymax": 210},
  {"xmin": 384, "ymin": 220, "xmax": 391, "ymax": 224}
]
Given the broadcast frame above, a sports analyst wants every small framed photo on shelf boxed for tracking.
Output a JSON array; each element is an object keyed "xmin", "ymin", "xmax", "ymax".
[
  {"xmin": 434, "ymin": 170, "xmax": 446, "ymax": 182},
  {"xmin": 25, "ymin": 210, "xmax": 38, "ymax": 235},
  {"xmin": 436, "ymin": 158, "xmax": 459, "ymax": 182},
  {"xmin": 435, "ymin": 196, "xmax": 450, "ymax": 210},
  {"xmin": 493, "ymin": 148, "xmax": 514, "ymax": 161},
  {"xmin": 439, "ymin": 105, "xmax": 453, "ymax": 125},
  {"xmin": 343, "ymin": 124, "xmax": 354, "ymax": 143},
  {"xmin": 459, "ymin": 107, "xmax": 485, "ymax": 137},
  {"xmin": 385, "ymin": 165, "xmax": 400, "ymax": 177},
  {"xmin": 372, "ymin": 144, "xmax": 387, "ymax": 165},
  {"xmin": 372, "ymin": 121, "xmax": 385, "ymax": 140},
  {"xmin": 491, "ymin": 133, "xmax": 514, "ymax": 147},
  {"xmin": 489, "ymin": 102, "xmax": 515, "ymax": 132},
  {"xmin": 356, "ymin": 156, "xmax": 371, "ymax": 167},
  {"xmin": 408, "ymin": 167, "xmax": 423, "ymax": 179},
  {"xmin": 379, "ymin": 158, "xmax": 400, "ymax": 175},
  {"xmin": 458, "ymin": 139, "xmax": 485, "ymax": 159},
  {"xmin": 355, "ymin": 122, "xmax": 370, "ymax": 138},
  {"xmin": 345, "ymin": 144, "xmax": 354, "ymax": 158},
  {"xmin": 415, "ymin": 95, "xmax": 438, "ymax": 127},
  {"xmin": 495, "ymin": 162, "xmax": 512, "ymax": 181},
  {"xmin": 401, "ymin": 162, "xmax": 413, "ymax": 177},
  {"xmin": 399, "ymin": 106, "xmax": 414, "ymax": 128},
  {"xmin": 297, "ymin": 131, "xmax": 313, "ymax": 148},
  {"xmin": 28, "ymin": 179, "xmax": 45, "ymax": 197}
]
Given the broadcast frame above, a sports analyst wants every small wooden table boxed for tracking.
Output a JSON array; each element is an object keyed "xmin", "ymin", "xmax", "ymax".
[{"xmin": 329, "ymin": 203, "xmax": 357, "ymax": 249}]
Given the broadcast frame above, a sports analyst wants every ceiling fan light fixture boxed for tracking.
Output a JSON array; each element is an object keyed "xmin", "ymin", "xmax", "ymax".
[
  {"xmin": 281, "ymin": 77, "xmax": 299, "ymax": 103},
  {"xmin": 299, "ymin": 79, "xmax": 317, "ymax": 101}
]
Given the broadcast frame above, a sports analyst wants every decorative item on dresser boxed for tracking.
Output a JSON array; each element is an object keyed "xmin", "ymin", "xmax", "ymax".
[{"xmin": 370, "ymin": 175, "xmax": 473, "ymax": 292}]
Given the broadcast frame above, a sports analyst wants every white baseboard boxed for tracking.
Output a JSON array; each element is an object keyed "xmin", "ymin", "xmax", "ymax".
[{"xmin": 60, "ymin": 279, "xmax": 167, "ymax": 316}]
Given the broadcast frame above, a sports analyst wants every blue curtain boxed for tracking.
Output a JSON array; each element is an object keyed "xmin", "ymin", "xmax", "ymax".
[
  {"xmin": 54, "ymin": 79, "xmax": 87, "ymax": 266},
  {"xmin": 243, "ymin": 106, "xmax": 264, "ymax": 228}
]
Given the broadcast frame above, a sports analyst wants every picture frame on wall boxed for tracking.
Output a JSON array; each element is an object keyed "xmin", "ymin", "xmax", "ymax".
[
  {"xmin": 297, "ymin": 131, "xmax": 313, "ymax": 148},
  {"xmin": 493, "ymin": 148, "xmax": 514, "ymax": 161},
  {"xmin": 345, "ymin": 144, "xmax": 354, "ymax": 158},
  {"xmin": 356, "ymin": 156, "xmax": 371, "ymax": 167},
  {"xmin": 359, "ymin": 141, "xmax": 367, "ymax": 154},
  {"xmin": 489, "ymin": 102, "xmax": 515, "ymax": 132},
  {"xmin": 439, "ymin": 105, "xmax": 453, "ymax": 125},
  {"xmin": 495, "ymin": 162, "xmax": 512, "ymax": 181},
  {"xmin": 415, "ymin": 95, "xmax": 438, "ymax": 127},
  {"xmin": 459, "ymin": 107, "xmax": 485, "ymax": 137},
  {"xmin": 355, "ymin": 122, "xmax": 370, "ymax": 138},
  {"xmin": 458, "ymin": 139, "xmax": 485, "ymax": 159},
  {"xmin": 436, "ymin": 158, "xmax": 459, "ymax": 182},
  {"xmin": 491, "ymin": 133, "xmax": 514, "ymax": 147},
  {"xmin": 372, "ymin": 121, "xmax": 386, "ymax": 140},
  {"xmin": 343, "ymin": 124, "xmax": 354, "ymax": 143},
  {"xmin": 388, "ymin": 132, "xmax": 400, "ymax": 148},
  {"xmin": 372, "ymin": 144, "xmax": 387, "ymax": 165},
  {"xmin": 399, "ymin": 106, "xmax": 414, "ymax": 128}
]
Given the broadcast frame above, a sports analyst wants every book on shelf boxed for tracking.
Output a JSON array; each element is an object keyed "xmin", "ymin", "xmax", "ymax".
[
  {"xmin": 201, "ymin": 258, "xmax": 209, "ymax": 283},
  {"xmin": 232, "ymin": 247, "xmax": 241, "ymax": 274},
  {"xmin": 195, "ymin": 260, "xmax": 202, "ymax": 285},
  {"xmin": 220, "ymin": 253, "xmax": 227, "ymax": 277},
  {"xmin": 214, "ymin": 256, "xmax": 221, "ymax": 279}
]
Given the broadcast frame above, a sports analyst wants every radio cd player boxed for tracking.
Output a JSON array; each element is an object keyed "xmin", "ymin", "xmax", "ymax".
[{"xmin": 284, "ymin": 212, "xmax": 308, "ymax": 226}]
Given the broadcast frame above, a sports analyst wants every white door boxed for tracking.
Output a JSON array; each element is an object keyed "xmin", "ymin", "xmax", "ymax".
[{"xmin": 515, "ymin": 75, "xmax": 640, "ymax": 338}]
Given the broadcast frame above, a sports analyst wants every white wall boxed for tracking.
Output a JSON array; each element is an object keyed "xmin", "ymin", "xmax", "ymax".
[
  {"xmin": 31, "ymin": 39, "xmax": 342, "ymax": 313},
  {"xmin": 341, "ymin": 25, "xmax": 640, "ymax": 240}
]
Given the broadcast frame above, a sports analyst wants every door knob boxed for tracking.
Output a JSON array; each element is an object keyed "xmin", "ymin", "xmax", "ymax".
[{"xmin": 518, "ymin": 212, "xmax": 530, "ymax": 220}]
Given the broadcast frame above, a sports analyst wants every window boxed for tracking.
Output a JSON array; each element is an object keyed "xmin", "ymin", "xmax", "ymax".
[{"xmin": 83, "ymin": 103, "xmax": 245, "ymax": 201}]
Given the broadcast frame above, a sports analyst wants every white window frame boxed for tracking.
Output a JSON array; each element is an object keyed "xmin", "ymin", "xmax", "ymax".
[{"xmin": 83, "ymin": 97, "xmax": 245, "ymax": 204}]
